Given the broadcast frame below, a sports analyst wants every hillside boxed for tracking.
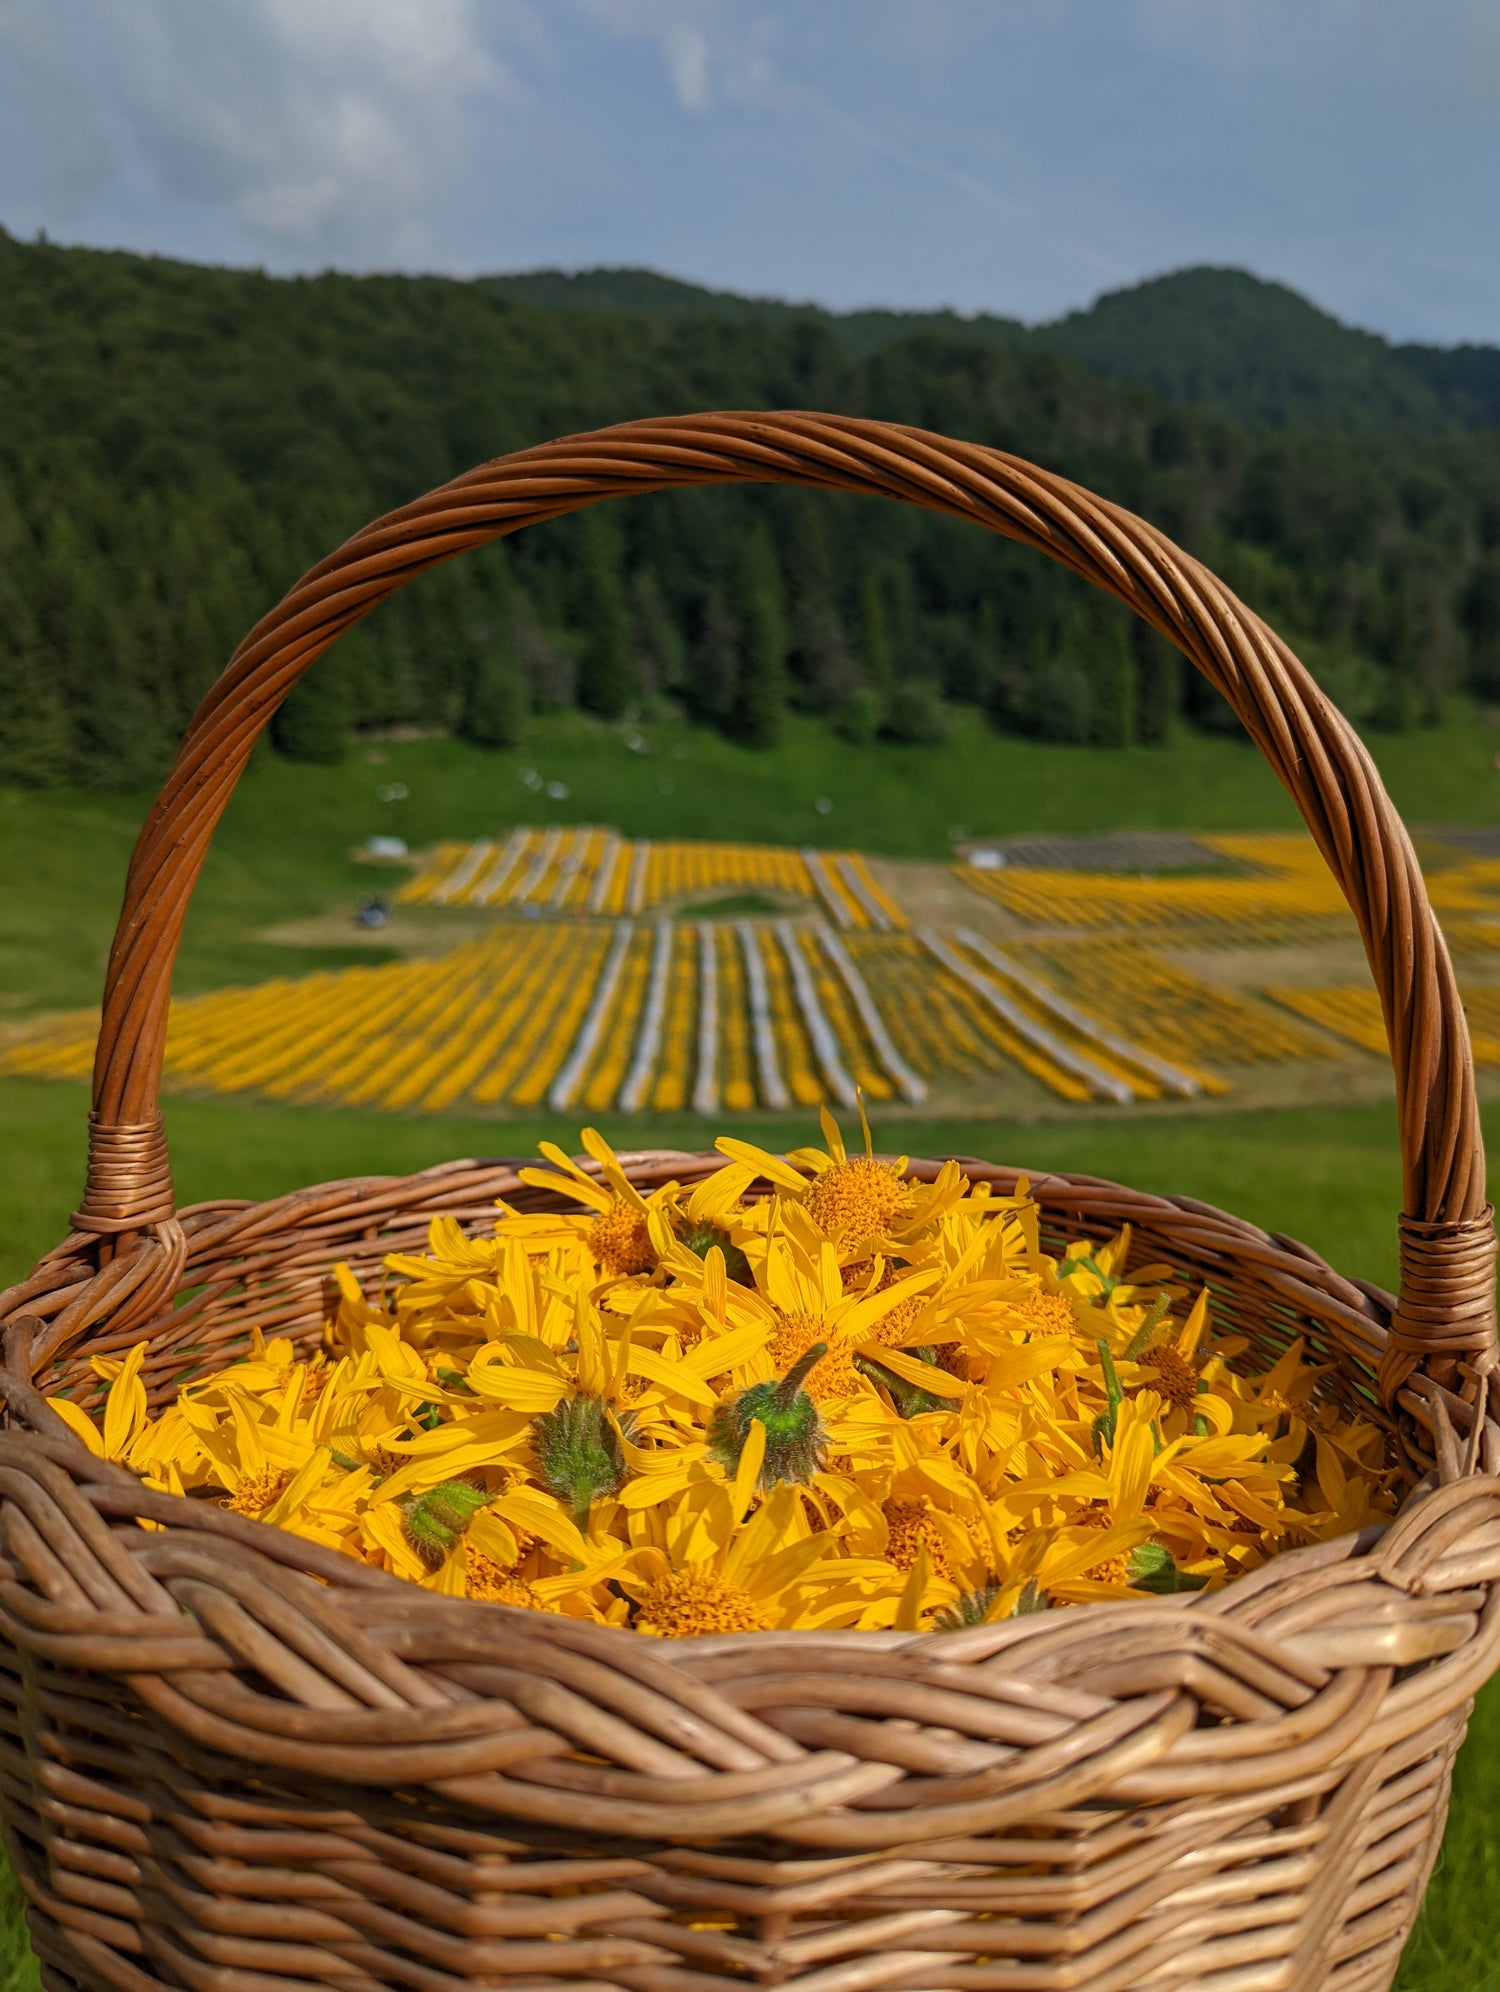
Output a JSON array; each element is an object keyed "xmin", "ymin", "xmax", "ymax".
[
  {"xmin": 479, "ymin": 265, "xmax": 1032, "ymax": 367},
  {"xmin": 2, "ymin": 230, "xmax": 1499, "ymax": 798},
  {"xmin": 1043, "ymin": 267, "xmax": 1500, "ymax": 435},
  {"xmin": 486, "ymin": 263, "xmax": 1500, "ymax": 435}
]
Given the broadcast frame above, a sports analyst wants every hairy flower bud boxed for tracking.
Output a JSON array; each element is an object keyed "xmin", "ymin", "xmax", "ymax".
[
  {"xmin": 708, "ymin": 1342, "xmax": 828, "ymax": 1488},
  {"xmin": 676, "ymin": 1218, "xmax": 752, "ymax": 1287},
  {"xmin": 534, "ymin": 1393, "xmax": 626, "ymax": 1531},
  {"xmin": 401, "ymin": 1478, "xmax": 491, "ymax": 1566}
]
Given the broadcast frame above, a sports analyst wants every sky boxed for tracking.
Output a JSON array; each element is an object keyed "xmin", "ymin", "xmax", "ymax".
[{"xmin": 1, "ymin": 0, "xmax": 1498, "ymax": 346}]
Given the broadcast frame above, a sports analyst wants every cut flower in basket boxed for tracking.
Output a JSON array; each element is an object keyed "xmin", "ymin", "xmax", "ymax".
[{"xmin": 53, "ymin": 1110, "xmax": 1398, "ymax": 1635}]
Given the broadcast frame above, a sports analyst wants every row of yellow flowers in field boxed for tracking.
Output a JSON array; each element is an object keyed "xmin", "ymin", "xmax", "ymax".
[
  {"xmin": 1010, "ymin": 937, "xmax": 1329, "ymax": 1068},
  {"xmin": 956, "ymin": 833, "xmax": 1357, "ymax": 942},
  {"xmin": 401, "ymin": 830, "xmax": 907, "ymax": 930},
  {"xmin": 791, "ymin": 928, "xmax": 894, "ymax": 1103},
  {"xmin": 0, "ymin": 922, "xmax": 1019, "ymax": 1113},
  {"xmin": 59, "ymin": 1114, "xmax": 1395, "ymax": 1632},
  {"xmin": 958, "ymin": 830, "xmax": 1500, "ymax": 950},
  {"xmin": 1267, "ymin": 984, "xmax": 1500, "ymax": 1065}
]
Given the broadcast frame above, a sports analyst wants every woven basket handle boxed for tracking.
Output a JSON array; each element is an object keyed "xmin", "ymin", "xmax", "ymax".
[{"xmin": 79, "ymin": 412, "xmax": 1494, "ymax": 1402}]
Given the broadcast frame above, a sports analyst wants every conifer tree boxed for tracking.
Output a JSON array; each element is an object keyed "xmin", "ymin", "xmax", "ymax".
[
  {"xmin": 690, "ymin": 588, "xmax": 740, "ymax": 724},
  {"xmin": 462, "ymin": 619, "xmax": 529, "ymax": 748},
  {"xmin": 66, "ymin": 569, "xmax": 174, "ymax": 788},
  {"xmin": 1087, "ymin": 618, "xmax": 1137, "ymax": 747},
  {"xmin": 271, "ymin": 665, "xmax": 351, "ymax": 764},
  {"xmin": 791, "ymin": 593, "xmax": 860, "ymax": 711},
  {"xmin": 1132, "ymin": 622, "xmax": 1180, "ymax": 745},
  {"xmin": 630, "ymin": 567, "xmax": 684, "ymax": 695},
  {"xmin": 574, "ymin": 515, "xmax": 636, "ymax": 718},
  {"xmin": 729, "ymin": 527, "xmax": 787, "ymax": 748},
  {"xmin": 0, "ymin": 584, "xmax": 71, "ymax": 786},
  {"xmin": 858, "ymin": 575, "xmax": 893, "ymax": 693}
]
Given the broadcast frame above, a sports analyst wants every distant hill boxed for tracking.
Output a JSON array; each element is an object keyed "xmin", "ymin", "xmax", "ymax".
[
  {"xmin": 484, "ymin": 263, "xmax": 1500, "ymax": 435},
  {"xmin": 479, "ymin": 267, "xmax": 1032, "ymax": 368},
  {"xmin": 1041, "ymin": 268, "xmax": 1500, "ymax": 435}
]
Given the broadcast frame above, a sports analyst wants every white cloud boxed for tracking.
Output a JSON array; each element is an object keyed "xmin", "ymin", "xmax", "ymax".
[
  {"xmin": 5, "ymin": 0, "xmax": 538, "ymax": 263},
  {"xmin": 574, "ymin": 0, "xmax": 777, "ymax": 114}
]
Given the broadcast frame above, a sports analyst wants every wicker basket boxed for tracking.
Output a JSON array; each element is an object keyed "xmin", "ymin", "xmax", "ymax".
[{"xmin": 3, "ymin": 413, "xmax": 1499, "ymax": 1992}]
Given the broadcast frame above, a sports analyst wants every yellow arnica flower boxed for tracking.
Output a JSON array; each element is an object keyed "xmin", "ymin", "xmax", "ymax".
[
  {"xmin": 56, "ymin": 1117, "xmax": 1396, "ymax": 1632},
  {"xmin": 719, "ymin": 1104, "xmax": 957, "ymax": 1259}
]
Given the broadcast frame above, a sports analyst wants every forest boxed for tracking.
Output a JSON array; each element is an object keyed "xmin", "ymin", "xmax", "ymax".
[{"xmin": 1, "ymin": 228, "xmax": 1499, "ymax": 790}]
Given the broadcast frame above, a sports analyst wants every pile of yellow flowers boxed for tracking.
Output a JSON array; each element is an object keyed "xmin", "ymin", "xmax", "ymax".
[{"xmin": 53, "ymin": 1113, "xmax": 1396, "ymax": 1636}]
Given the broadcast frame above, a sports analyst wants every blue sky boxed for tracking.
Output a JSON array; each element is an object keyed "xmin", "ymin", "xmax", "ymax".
[{"xmin": 2, "ymin": 0, "xmax": 1497, "ymax": 345}]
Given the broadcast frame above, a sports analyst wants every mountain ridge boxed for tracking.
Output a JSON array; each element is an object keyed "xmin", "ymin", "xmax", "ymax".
[{"xmin": 481, "ymin": 261, "xmax": 1500, "ymax": 435}]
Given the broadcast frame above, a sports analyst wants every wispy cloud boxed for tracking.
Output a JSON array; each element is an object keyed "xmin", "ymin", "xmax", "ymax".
[{"xmin": 574, "ymin": 0, "xmax": 778, "ymax": 115}]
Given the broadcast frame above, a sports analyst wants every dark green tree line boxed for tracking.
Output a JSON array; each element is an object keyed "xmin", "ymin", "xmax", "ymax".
[{"xmin": 1, "ymin": 230, "xmax": 1498, "ymax": 789}]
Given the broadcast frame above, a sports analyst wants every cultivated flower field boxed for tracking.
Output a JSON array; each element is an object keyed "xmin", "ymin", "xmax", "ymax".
[
  {"xmin": 961, "ymin": 830, "xmax": 1500, "ymax": 945},
  {"xmin": 9, "ymin": 827, "xmax": 1500, "ymax": 1117},
  {"xmin": 402, "ymin": 828, "xmax": 905, "ymax": 931},
  {"xmin": 1, "ymin": 920, "xmax": 1238, "ymax": 1112},
  {"xmin": 1269, "ymin": 983, "xmax": 1500, "ymax": 1063},
  {"xmin": 956, "ymin": 832, "xmax": 1356, "ymax": 943}
]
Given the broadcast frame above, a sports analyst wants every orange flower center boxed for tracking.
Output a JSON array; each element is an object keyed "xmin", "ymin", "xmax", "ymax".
[
  {"xmin": 1083, "ymin": 1553, "xmax": 1133, "ymax": 1588},
  {"xmin": 806, "ymin": 1157, "xmax": 912, "ymax": 1252},
  {"xmin": 1009, "ymin": 1290, "xmax": 1079, "ymax": 1335},
  {"xmin": 588, "ymin": 1202, "xmax": 656, "ymax": 1277},
  {"xmin": 840, "ymin": 1258, "xmax": 877, "ymax": 1294},
  {"xmin": 466, "ymin": 1550, "xmax": 550, "ymax": 1610},
  {"xmin": 1145, "ymin": 1346, "xmax": 1200, "ymax": 1414},
  {"xmin": 769, "ymin": 1312, "xmax": 863, "ymax": 1404},
  {"xmin": 223, "ymin": 1468, "xmax": 291, "ymax": 1516},
  {"xmin": 635, "ymin": 1569, "xmax": 770, "ymax": 1638},
  {"xmin": 881, "ymin": 1499, "xmax": 952, "ymax": 1577},
  {"xmin": 870, "ymin": 1294, "xmax": 925, "ymax": 1348}
]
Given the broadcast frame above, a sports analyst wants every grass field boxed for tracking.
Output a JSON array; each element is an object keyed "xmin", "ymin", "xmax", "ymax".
[{"xmin": 5, "ymin": 708, "xmax": 1500, "ymax": 1986}]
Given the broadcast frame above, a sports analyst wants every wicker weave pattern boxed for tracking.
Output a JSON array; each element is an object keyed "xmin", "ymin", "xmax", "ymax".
[{"xmin": 2, "ymin": 416, "xmax": 1499, "ymax": 1991}]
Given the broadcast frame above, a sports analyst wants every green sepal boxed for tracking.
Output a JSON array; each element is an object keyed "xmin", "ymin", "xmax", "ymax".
[
  {"xmin": 1128, "ymin": 1542, "xmax": 1208, "ymax": 1594},
  {"xmin": 933, "ymin": 1583, "xmax": 999, "ymax": 1630},
  {"xmin": 401, "ymin": 1478, "xmax": 491, "ymax": 1566},
  {"xmin": 1123, "ymin": 1294, "xmax": 1172, "ymax": 1361},
  {"xmin": 709, "ymin": 1343, "xmax": 827, "ymax": 1488},
  {"xmin": 1058, "ymin": 1251, "xmax": 1118, "ymax": 1292},
  {"xmin": 534, "ymin": 1393, "xmax": 627, "ymax": 1532},
  {"xmin": 854, "ymin": 1350, "xmax": 945, "ymax": 1419},
  {"xmin": 677, "ymin": 1219, "xmax": 752, "ymax": 1288},
  {"xmin": 1091, "ymin": 1337, "xmax": 1125, "ymax": 1453}
]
